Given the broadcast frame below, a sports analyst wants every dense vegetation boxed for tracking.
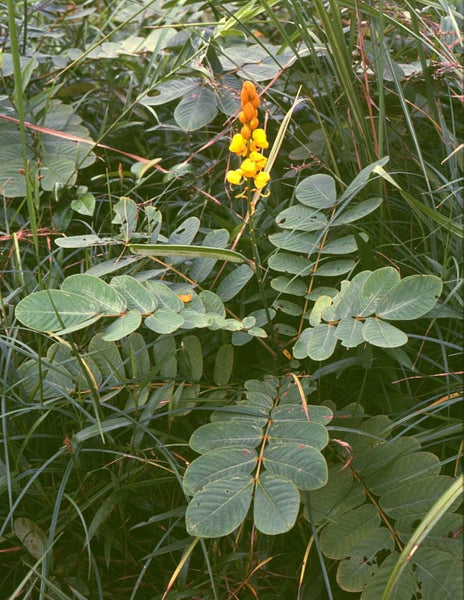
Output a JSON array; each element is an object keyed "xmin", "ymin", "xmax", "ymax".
[{"xmin": 0, "ymin": 1, "xmax": 462, "ymax": 598}]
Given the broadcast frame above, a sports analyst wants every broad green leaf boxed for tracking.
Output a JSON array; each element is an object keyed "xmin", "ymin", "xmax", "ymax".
[
  {"xmin": 334, "ymin": 271, "xmax": 372, "ymax": 318},
  {"xmin": 268, "ymin": 252, "xmax": 313, "ymax": 275},
  {"xmin": 14, "ymin": 518, "xmax": 47, "ymax": 560},
  {"xmin": 61, "ymin": 274, "xmax": 126, "ymax": 314},
  {"xmin": 183, "ymin": 448, "xmax": 257, "ymax": 495},
  {"xmin": 185, "ymin": 475, "xmax": 253, "ymax": 538},
  {"xmin": 362, "ymin": 318, "xmax": 408, "ymax": 347},
  {"xmin": 167, "ymin": 216, "xmax": 200, "ymax": 254},
  {"xmin": 363, "ymin": 451, "xmax": 441, "ymax": 496},
  {"xmin": 129, "ymin": 243, "xmax": 246, "ymax": 263},
  {"xmin": 88, "ymin": 334, "xmax": 125, "ymax": 385},
  {"xmin": 190, "ymin": 422, "xmax": 263, "ymax": 454},
  {"xmin": 112, "ymin": 197, "xmax": 138, "ymax": 241},
  {"xmin": 140, "ymin": 77, "xmax": 199, "ymax": 106},
  {"xmin": 153, "ymin": 336, "xmax": 177, "ymax": 379},
  {"xmin": 306, "ymin": 466, "xmax": 365, "ymax": 525},
  {"xmin": 121, "ymin": 332, "xmax": 151, "ymax": 380},
  {"xmin": 414, "ymin": 547, "xmax": 463, "ymax": 600},
  {"xmin": 179, "ymin": 335, "xmax": 203, "ymax": 380},
  {"xmin": 295, "ymin": 173, "xmax": 337, "ymax": 208},
  {"xmin": 307, "ymin": 324, "xmax": 338, "ymax": 361},
  {"xmin": 376, "ymin": 275, "xmax": 442, "ymax": 320},
  {"xmin": 15, "ymin": 290, "xmax": 99, "ymax": 332},
  {"xmin": 71, "ymin": 192, "xmax": 95, "ymax": 216},
  {"xmin": 101, "ymin": 310, "xmax": 142, "ymax": 341},
  {"xmin": 271, "ymin": 404, "xmax": 333, "ymax": 426},
  {"xmin": 217, "ymin": 264, "xmax": 254, "ymax": 301},
  {"xmin": 275, "ymin": 205, "xmax": 328, "ymax": 231},
  {"xmin": 361, "ymin": 554, "xmax": 416, "ymax": 600},
  {"xmin": 337, "ymin": 528, "xmax": 395, "ymax": 592},
  {"xmin": 320, "ymin": 504, "xmax": 380, "ymax": 559},
  {"xmin": 352, "ymin": 267, "xmax": 401, "ymax": 316},
  {"xmin": 213, "ymin": 344, "xmax": 234, "ymax": 386},
  {"xmin": 333, "ymin": 197, "xmax": 383, "ymax": 226},
  {"xmin": 271, "ymin": 276, "xmax": 308, "ymax": 296},
  {"xmin": 145, "ymin": 281, "xmax": 184, "ymax": 312},
  {"xmin": 174, "ymin": 85, "xmax": 218, "ymax": 131},
  {"xmin": 268, "ymin": 421, "xmax": 329, "ymax": 450},
  {"xmin": 292, "ymin": 327, "xmax": 313, "ymax": 360},
  {"xmin": 334, "ymin": 317, "xmax": 364, "ymax": 347},
  {"xmin": 144, "ymin": 309, "xmax": 184, "ymax": 334},
  {"xmin": 263, "ymin": 444, "xmax": 328, "ymax": 490},
  {"xmin": 272, "ymin": 299, "xmax": 302, "ymax": 316},
  {"xmin": 320, "ymin": 233, "xmax": 369, "ymax": 254},
  {"xmin": 110, "ymin": 275, "xmax": 157, "ymax": 313},
  {"xmin": 254, "ymin": 474, "xmax": 300, "ymax": 535},
  {"xmin": 200, "ymin": 290, "xmax": 225, "ymax": 316},
  {"xmin": 180, "ymin": 310, "xmax": 212, "ymax": 329},
  {"xmin": 315, "ymin": 259, "xmax": 355, "ymax": 277},
  {"xmin": 379, "ymin": 475, "xmax": 456, "ymax": 519},
  {"xmin": 268, "ymin": 230, "xmax": 319, "ymax": 254},
  {"xmin": 17, "ymin": 358, "xmax": 73, "ymax": 399}
]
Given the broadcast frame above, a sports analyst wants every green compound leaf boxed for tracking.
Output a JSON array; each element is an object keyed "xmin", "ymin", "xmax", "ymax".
[
  {"xmin": 185, "ymin": 475, "xmax": 253, "ymax": 538},
  {"xmin": 184, "ymin": 377, "xmax": 332, "ymax": 537},
  {"xmin": 253, "ymin": 474, "xmax": 300, "ymax": 535},
  {"xmin": 376, "ymin": 275, "xmax": 443, "ymax": 320},
  {"xmin": 307, "ymin": 324, "xmax": 338, "ymax": 361},
  {"xmin": 16, "ymin": 290, "xmax": 100, "ymax": 332},
  {"xmin": 61, "ymin": 274, "xmax": 127, "ymax": 315}
]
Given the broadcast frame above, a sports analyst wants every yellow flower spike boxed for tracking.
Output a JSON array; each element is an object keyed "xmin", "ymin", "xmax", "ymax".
[
  {"xmin": 254, "ymin": 171, "xmax": 270, "ymax": 189},
  {"xmin": 226, "ymin": 169, "xmax": 243, "ymax": 185},
  {"xmin": 252, "ymin": 128, "xmax": 269, "ymax": 149},
  {"xmin": 249, "ymin": 151, "xmax": 267, "ymax": 170},
  {"xmin": 229, "ymin": 133, "xmax": 248, "ymax": 157},
  {"xmin": 240, "ymin": 158, "xmax": 260, "ymax": 178}
]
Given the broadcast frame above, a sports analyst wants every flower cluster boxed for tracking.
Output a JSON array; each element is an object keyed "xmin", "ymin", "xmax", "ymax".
[{"xmin": 226, "ymin": 81, "xmax": 270, "ymax": 191}]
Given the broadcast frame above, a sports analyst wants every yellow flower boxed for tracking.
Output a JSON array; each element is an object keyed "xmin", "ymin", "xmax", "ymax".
[
  {"xmin": 229, "ymin": 134, "xmax": 248, "ymax": 157},
  {"xmin": 226, "ymin": 169, "xmax": 243, "ymax": 185},
  {"xmin": 252, "ymin": 128, "xmax": 269, "ymax": 149},
  {"xmin": 254, "ymin": 171, "xmax": 270, "ymax": 189},
  {"xmin": 249, "ymin": 151, "xmax": 267, "ymax": 170},
  {"xmin": 240, "ymin": 158, "xmax": 259, "ymax": 178}
]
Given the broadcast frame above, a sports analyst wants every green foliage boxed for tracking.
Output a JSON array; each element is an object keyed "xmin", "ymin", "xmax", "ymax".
[
  {"xmin": 1, "ymin": 0, "xmax": 462, "ymax": 598},
  {"xmin": 307, "ymin": 408, "xmax": 463, "ymax": 598},
  {"xmin": 184, "ymin": 377, "xmax": 331, "ymax": 537}
]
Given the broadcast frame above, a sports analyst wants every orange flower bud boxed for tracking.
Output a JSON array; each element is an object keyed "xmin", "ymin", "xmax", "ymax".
[
  {"xmin": 241, "ymin": 125, "xmax": 252, "ymax": 139},
  {"xmin": 241, "ymin": 81, "xmax": 257, "ymax": 105},
  {"xmin": 249, "ymin": 117, "xmax": 259, "ymax": 130},
  {"xmin": 243, "ymin": 101, "xmax": 256, "ymax": 121},
  {"xmin": 238, "ymin": 111, "xmax": 247, "ymax": 124}
]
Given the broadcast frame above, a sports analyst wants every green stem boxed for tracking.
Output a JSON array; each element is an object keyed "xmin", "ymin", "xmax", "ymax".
[
  {"xmin": 6, "ymin": 0, "xmax": 41, "ymax": 278},
  {"xmin": 246, "ymin": 184, "xmax": 272, "ymax": 327}
]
